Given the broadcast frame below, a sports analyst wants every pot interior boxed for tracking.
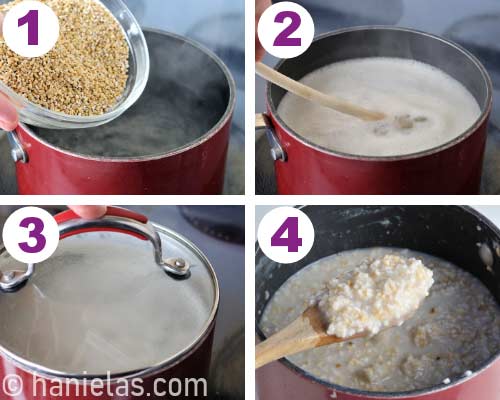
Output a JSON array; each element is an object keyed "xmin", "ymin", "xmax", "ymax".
[
  {"xmin": 29, "ymin": 29, "xmax": 233, "ymax": 158},
  {"xmin": 270, "ymin": 28, "xmax": 490, "ymax": 118},
  {"xmin": 256, "ymin": 206, "xmax": 500, "ymax": 393}
]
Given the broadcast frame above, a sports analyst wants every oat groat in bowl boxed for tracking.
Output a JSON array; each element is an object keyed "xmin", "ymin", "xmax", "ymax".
[{"xmin": 0, "ymin": 0, "xmax": 149, "ymax": 128}]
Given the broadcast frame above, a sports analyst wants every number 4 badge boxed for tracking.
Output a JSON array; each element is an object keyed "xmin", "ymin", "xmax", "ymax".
[{"xmin": 258, "ymin": 207, "xmax": 315, "ymax": 264}]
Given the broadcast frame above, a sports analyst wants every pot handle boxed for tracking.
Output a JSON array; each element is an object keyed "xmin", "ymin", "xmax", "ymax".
[
  {"xmin": 0, "ymin": 207, "xmax": 191, "ymax": 292},
  {"xmin": 256, "ymin": 113, "xmax": 287, "ymax": 162},
  {"xmin": 7, "ymin": 131, "xmax": 28, "ymax": 163}
]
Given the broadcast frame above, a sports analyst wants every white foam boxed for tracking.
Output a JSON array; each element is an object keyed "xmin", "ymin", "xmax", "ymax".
[{"xmin": 277, "ymin": 57, "xmax": 481, "ymax": 157}]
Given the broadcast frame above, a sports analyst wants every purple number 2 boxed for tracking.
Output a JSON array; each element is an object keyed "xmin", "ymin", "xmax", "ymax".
[
  {"xmin": 18, "ymin": 9, "xmax": 39, "ymax": 46},
  {"xmin": 271, "ymin": 217, "xmax": 303, "ymax": 252},
  {"xmin": 19, "ymin": 217, "xmax": 46, "ymax": 253},
  {"xmin": 273, "ymin": 11, "xmax": 302, "ymax": 47}
]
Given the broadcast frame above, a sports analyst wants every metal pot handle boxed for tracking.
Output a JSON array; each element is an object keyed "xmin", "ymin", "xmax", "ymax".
[
  {"xmin": 0, "ymin": 207, "xmax": 191, "ymax": 292},
  {"xmin": 256, "ymin": 113, "xmax": 287, "ymax": 162},
  {"xmin": 7, "ymin": 131, "xmax": 28, "ymax": 163}
]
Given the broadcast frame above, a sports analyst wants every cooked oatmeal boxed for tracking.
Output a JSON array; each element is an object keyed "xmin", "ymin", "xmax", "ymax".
[
  {"xmin": 315, "ymin": 254, "xmax": 433, "ymax": 338},
  {"xmin": 260, "ymin": 247, "xmax": 500, "ymax": 392}
]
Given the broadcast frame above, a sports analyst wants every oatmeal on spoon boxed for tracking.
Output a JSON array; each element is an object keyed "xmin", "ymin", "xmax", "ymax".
[{"xmin": 256, "ymin": 255, "xmax": 434, "ymax": 369}]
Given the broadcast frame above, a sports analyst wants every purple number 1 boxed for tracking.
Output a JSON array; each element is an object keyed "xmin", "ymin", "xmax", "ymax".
[
  {"xmin": 18, "ymin": 217, "xmax": 46, "ymax": 253},
  {"xmin": 274, "ymin": 11, "xmax": 302, "ymax": 47},
  {"xmin": 18, "ymin": 9, "xmax": 39, "ymax": 46},
  {"xmin": 271, "ymin": 217, "xmax": 303, "ymax": 252}
]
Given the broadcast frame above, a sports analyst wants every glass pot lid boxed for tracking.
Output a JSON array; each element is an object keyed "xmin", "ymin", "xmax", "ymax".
[{"xmin": 0, "ymin": 207, "xmax": 218, "ymax": 378}]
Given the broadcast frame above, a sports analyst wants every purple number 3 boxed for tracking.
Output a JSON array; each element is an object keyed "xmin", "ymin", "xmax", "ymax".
[
  {"xmin": 19, "ymin": 217, "xmax": 46, "ymax": 253},
  {"xmin": 274, "ymin": 11, "xmax": 302, "ymax": 47},
  {"xmin": 271, "ymin": 217, "xmax": 303, "ymax": 252},
  {"xmin": 18, "ymin": 9, "xmax": 39, "ymax": 46}
]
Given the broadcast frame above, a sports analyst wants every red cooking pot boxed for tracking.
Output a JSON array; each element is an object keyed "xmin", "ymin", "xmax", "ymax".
[
  {"xmin": 256, "ymin": 206, "xmax": 500, "ymax": 400},
  {"xmin": 258, "ymin": 26, "xmax": 493, "ymax": 194},
  {"xmin": 6, "ymin": 29, "xmax": 236, "ymax": 195},
  {"xmin": 0, "ymin": 207, "xmax": 219, "ymax": 399}
]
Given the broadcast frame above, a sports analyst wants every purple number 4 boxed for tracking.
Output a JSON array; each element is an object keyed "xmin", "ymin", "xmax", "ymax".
[
  {"xmin": 18, "ymin": 9, "xmax": 39, "ymax": 46},
  {"xmin": 271, "ymin": 217, "xmax": 303, "ymax": 252}
]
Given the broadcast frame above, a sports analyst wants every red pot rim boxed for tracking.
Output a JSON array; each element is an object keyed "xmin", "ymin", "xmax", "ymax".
[
  {"xmin": 266, "ymin": 26, "xmax": 493, "ymax": 162},
  {"xmin": 17, "ymin": 28, "xmax": 236, "ymax": 163},
  {"xmin": 256, "ymin": 205, "xmax": 500, "ymax": 398}
]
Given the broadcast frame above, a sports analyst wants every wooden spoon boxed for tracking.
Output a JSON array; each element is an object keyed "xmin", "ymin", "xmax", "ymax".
[
  {"xmin": 256, "ymin": 62, "xmax": 386, "ymax": 122},
  {"xmin": 256, "ymin": 305, "xmax": 362, "ymax": 369},
  {"xmin": 256, "ymin": 304, "xmax": 417, "ymax": 369}
]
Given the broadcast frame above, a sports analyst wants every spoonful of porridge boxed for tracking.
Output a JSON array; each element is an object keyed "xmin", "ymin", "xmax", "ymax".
[{"xmin": 255, "ymin": 255, "xmax": 434, "ymax": 369}]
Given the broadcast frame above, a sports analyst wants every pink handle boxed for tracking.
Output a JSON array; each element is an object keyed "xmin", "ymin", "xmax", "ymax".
[{"xmin": 55, "ymin": 206, "xmax": 149, "ymax": 241}]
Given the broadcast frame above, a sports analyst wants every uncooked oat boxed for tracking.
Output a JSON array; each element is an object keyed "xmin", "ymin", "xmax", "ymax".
[{"xmin": 0, "ymin": 0, "xmax": 129, "ymax": 116}]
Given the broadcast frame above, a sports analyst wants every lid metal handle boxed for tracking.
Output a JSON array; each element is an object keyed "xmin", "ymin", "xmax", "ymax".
[{"xmin": 0, "ymin": 207, "xmax": 191, "ymax": 292}]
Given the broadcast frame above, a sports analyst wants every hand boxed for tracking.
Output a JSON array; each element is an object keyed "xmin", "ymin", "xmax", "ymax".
[
  {"xmin": 256, "ymin": 0, "xmax": 272, "ymax": 61},
  {"xmin": 0, "ymin": 13, "xmax": 18, "ymax": 131},
  {"xmin": 68, "ymin": 206, "xmax": 107, "ymax": 219}
]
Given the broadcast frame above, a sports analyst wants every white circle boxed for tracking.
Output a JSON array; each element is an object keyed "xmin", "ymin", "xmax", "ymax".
[
  {"xmin": 2, "ymin": 207, "xmax": 60, "ymax": 264},
  {"xmin": 257, "ymin": 1, "xmax": 315, "ymax": 59},
  {"xmin": 3, "ymin": 1, "xmax": 60, "ymax": 58},
  {"xmin": 257, "ymin": 207, "xmax": 315, "ymax": 264}
]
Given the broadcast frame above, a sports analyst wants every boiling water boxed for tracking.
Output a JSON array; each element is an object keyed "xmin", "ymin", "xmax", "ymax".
[
  {"xmin": 277, "ymin": 57, "xmax": 482, "ymax": 157},
  {"xmin": 31, "ymin": 30, "xmax": 229, "ymax": 158},
  {"xmin": 0, "ymin": 232, "xmax": 215, "ymax": 375},
  {"xmin": 33, "ymin": 81, "xmax": 221, "ymax": 157}
]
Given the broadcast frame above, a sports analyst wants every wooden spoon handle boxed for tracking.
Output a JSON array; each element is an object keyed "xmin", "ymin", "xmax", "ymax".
[
  {"xmin": 256, "ymin": 307, "xmax": 345, "ymax": 369},
  {"xmin": 255, "ymin": 62, "xmax": 385, "ymax": 121},
  {"xmin": 255, "ymin": 323, "xmax": 317, "ymax": 368},
  {"xmin": 256, "ymin": 328, "xmax": 322, "ymax": 369}
]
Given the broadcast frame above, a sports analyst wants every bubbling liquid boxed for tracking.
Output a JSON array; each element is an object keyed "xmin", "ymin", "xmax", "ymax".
[{"xmin": 277, "ymin": 58, "xmax": 482, "ymax": 157}]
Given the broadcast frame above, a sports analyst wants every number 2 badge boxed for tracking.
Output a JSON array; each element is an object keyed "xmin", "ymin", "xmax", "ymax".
[{"xmin": 257, "ymin": 1, "xmax": 315, "ymax": 59}]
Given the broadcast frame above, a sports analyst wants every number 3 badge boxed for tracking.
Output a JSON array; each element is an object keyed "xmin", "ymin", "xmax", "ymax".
[
  {"xmin": 257, "ymin": 1, "xmax": 315, "ymax": 59},
  {"xmin": 258, "ymin": 207, "xmax": 315, "ymax": 264},
  {"xmin": 2, "ymin": 207, "xmax": 60, "ymax": 264}
]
